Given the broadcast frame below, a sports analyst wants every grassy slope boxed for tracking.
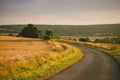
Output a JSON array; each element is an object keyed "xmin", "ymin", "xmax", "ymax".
[{"xmin": 0, "ymin": 36, "xmax": 83, "ymax": 80}]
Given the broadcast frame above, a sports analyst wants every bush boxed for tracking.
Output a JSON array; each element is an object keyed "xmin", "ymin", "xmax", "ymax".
[
  {"xmin": 79, "ymin": 38, "xmax": 89, "ymax": 42},
  {"xmin": 46, "ymin": 30, "xmax": 54, "ymax": 38},
  {"xmin": 8, "ymin": 33, "xmax": 14, "ymax": 36},
  {"xmin": 95, "ymin": 39, "xmax": 102, "ymax": 43},
  {"xmin": 73, "ymin": 39, "xmax": 77, "ymax": 41},
  {"xmin": 43, "ymin": 30, "xmax": 54, "ymax": 40},
  {"xmin": 43, "ymin": 35, "xmax": 51, "ymax": 40}
]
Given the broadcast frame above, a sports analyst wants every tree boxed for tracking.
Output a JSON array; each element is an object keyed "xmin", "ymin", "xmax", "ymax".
[
  {"xmin": 38, "ymin": 30, "xmax": 42, "ymax": 38},
  {"xmin": 43, "ymin": 29, "xmax": 54, "ymax": 40},
  {"xmin": 46, "ymin": 30, "xmax": 54, "ymax": 37},
  {"xmin": 85, "ymin": 37, "xmax": 89, "ymax": 41},
  {"xmin": 45, "ymin": 30, "xmax": 54, "ymax": 39},
  {"xmin": 79, "ymin": 37, "xmax": 89, "ymax": 42},
  {"xmin": 20, "ymin": 24, "xmax": 39, "ymax": 38}
]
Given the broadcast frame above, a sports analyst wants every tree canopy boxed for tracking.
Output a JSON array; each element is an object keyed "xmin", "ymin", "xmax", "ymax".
[{"xmin": 20, "ymin": 24, "xmax": 39, "ymax": 38}]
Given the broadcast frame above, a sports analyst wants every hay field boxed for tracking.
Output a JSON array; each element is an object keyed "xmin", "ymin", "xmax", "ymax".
[
  {"xmin": 0, "ymin": 36, "xmax": 62, "ymax": 62},
  {"xmin": 0, "ymin": 36, "xmax": 63, "ymax": 78},
  {"xmin": 0, "ymin": 36, "xmax": 83, "ymax": 79}
]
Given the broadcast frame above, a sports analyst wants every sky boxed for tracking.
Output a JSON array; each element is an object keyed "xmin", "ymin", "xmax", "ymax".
[{"xmin": 0, "ymin": 0, "xmax": 120, "ymax": 25}]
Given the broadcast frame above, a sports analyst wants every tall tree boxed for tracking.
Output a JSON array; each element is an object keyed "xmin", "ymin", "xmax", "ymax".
[{"xmin": 20, "ymin": 24, "xmax": 39, "ymax": 38}]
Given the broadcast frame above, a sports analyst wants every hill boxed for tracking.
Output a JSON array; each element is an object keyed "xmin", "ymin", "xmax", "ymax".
[{"xmin": 0, "ymin": 24, "xmax": 120, "ymax": 36}]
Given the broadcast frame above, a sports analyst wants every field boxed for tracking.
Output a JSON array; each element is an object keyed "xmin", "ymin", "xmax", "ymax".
[
  {"xmin": 0, "ymin": 36, "xmax": 83, "ymax": 80},
  {"xmin": 79, "ymin": 42, "xmax": 120, "ymax": 52},
  {"xmin": 62, "ymin": 36, "xmax": 115, "ymax": 41},
  {"xmin": 0, "ymin": 36, "xmax": 60, "ymax": 62}
]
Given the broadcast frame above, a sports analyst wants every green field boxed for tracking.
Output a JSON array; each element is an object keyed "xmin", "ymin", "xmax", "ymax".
[{"xmin": 0, "ymin": 24, "xmax": 120, "ymax": 36}]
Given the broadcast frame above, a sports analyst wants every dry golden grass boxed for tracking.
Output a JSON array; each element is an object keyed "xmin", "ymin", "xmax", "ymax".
[
  {"xmin": 0, "ymin": 36, "xmax": 39, "ymax": 40},
  {"xmin": 0, "ymin": 36, "xmax": 83, "ymax": 80},
  {"xmin": 63, "ymin": 39, "xmax": 120, "ymax": 52},
  {"xmin": 0, "ymin": 36, "xmax": 70, "ymax": 78},
  {"xmin": 79, "ymin": 42, "xmax": 120, "ymax": 52},
  {"xmin": 0, "ymin": 36, "xmax": 62, "ymax": 62}
]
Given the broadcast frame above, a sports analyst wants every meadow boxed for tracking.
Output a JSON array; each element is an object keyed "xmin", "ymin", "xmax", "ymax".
[{"xmin": 0, "ymin": 36, "xmax": 83, "ymax": 80}]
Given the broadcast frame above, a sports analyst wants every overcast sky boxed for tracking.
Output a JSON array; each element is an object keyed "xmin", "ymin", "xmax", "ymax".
[{"xmin": 0, "ymin": 0, "xmax": 120, "ymax": 25}]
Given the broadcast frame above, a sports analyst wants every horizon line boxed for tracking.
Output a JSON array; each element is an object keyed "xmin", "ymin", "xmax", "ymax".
[{"xmin": 0, "ymin": 23, "xmax": 120, "ymax": 26}]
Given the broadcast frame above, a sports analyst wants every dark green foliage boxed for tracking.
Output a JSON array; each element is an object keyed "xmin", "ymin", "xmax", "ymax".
[
  {"xmin": 38, "ymin": 30, "xmax": 42, "ymax": 38},
  {"xmin": 95, "ymin": 39, "xmax": 102, "ymax": 43},
  {"xmin": 95, "ymin": 37, "xmax": 120, "ymax": 44},
  {"xmin": 8, "ymin": 33, "xmax": 14, "ymax": 36},
  {"xmin": 20, "ymin": 24, "xmax": 39, "ymax": 38},
  {"xmin": 43, "ymin": 29, "xmax": 55, "ymax": 40},
  {"xmin": 38, "ymin": 30, "xmax": 41, "ymax": 35},
  {"xmin": 73, "ymin": 39, "xmax": 77, "ymax": 41},
  {"xmin": 85, "ymin": 38, "xmax": 89, "ymax": 41},
  {"xmin": 79, "ymin": 38, "xmax": 89, "ymax": 42},
  {"xmin": 113, "ymin": 38, "xmax": 120, "ymax": 43},
  {"xmin": 46, "ymin": 30, "xmax": 54, "ymax": 37},
  {"xmin": 43, "ymin": 35, "xmax": 51, "ymax": 40}
]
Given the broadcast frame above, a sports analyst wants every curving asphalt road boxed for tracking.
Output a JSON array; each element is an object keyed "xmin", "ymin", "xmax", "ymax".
[{"xmin": 49, "ymin": 43, "xmax": 120, "ymax": 80}]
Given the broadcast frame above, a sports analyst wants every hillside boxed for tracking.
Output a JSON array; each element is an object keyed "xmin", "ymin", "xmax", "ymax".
[{"xmin": 0, "ymin": 24, "xmax": 120, "ymax": 36}]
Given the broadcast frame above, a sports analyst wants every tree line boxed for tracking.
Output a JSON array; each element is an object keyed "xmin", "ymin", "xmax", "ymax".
[
  {"xmin": 95, "ymin": 37, "xmax": 120, "ymax": 44},
  {"xmin": 17, "ymin": 24, "xmax": 120, "ymax": 43},
  {"xmin": 70, "ymin": 37, "xmax": 120, "ymax": 44},
  {"xmin": 18, "ymin": 24, "xmax": 54, "ymax": 40}
]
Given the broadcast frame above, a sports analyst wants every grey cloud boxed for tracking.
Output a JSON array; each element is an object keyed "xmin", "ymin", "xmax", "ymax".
[{"xmin": 0, "ymin": 0, "xmax": 120, "ymax": 24}]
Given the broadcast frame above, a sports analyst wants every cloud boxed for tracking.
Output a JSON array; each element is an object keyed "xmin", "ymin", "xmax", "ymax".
[{"xmin": 0, "ymin": 0, "xmax": 120, "ymax": 24}]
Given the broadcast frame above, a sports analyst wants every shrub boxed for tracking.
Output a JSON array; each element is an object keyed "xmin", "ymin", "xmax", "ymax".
[
  {"xmin": 46, "ymin": 30, "xmax": 54, "ymax": 38},
  {"xmin": 95, "ymin": 39, "xmax": 102, "ymax": 43},
  {"xmin": 79, "ymin": 37, "xmax": 89, "ymax": 42},
  {"xmin": 43, "ymin": 35, "xmax": 51, "ymax": 40}
]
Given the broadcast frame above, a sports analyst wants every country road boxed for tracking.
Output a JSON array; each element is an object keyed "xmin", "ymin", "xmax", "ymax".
[{"xmin": 49, "ymin": 43, "xmax": 120, "ymax": 80}]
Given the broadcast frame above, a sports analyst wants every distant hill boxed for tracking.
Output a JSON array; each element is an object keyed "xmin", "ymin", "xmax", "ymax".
[{"xmin": 0, "ymin": 24, "xmax": 120, "ymax": 36}]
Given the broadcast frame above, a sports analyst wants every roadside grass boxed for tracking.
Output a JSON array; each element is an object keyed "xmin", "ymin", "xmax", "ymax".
[
  {"xmin": 5, "ymin": 47, "xmax": 83, "ymax": 80},
  {"xmin": 0, "ymin": 36, "xmax": 83, "ymax": 80},
  {"xmin": 62, "ymin": 39, "xmax": 120, "ymax": 69}
]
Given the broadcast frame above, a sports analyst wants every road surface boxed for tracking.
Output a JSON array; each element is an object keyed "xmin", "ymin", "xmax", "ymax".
[{"xmin": 49, "ymin": 43, "xmax": 120, "ymax": 80}]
